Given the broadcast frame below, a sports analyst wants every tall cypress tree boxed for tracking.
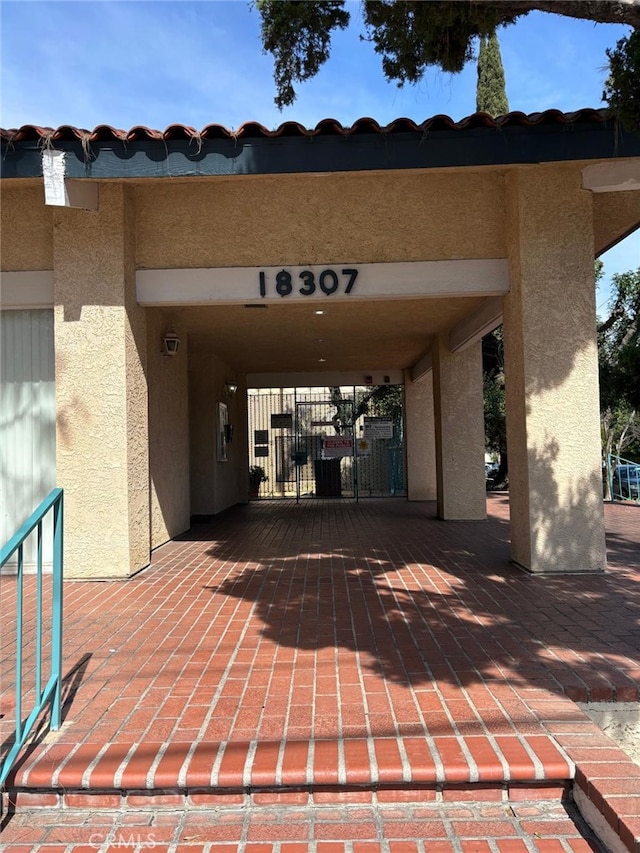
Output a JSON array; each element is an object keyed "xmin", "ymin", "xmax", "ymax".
[
  {"xmin": 476, "ymin": 32, "xmax": 509, "ymax": 116},
  {"xmin": 478, "ymin": 31, "xmax": 509, "ymax": 485}
]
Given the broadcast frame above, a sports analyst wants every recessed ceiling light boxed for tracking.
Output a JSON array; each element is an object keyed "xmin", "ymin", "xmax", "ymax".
[
  {"xmin": 314, "ymin": 338, "xmax": 327, "ymax": 343},
  {"xmin": 318, "ymin": 357, "xmax": 327, "ymax": 363},
  {"xmin": 314, "ymin": 310, "xmax": 325, "ymax": 315}
]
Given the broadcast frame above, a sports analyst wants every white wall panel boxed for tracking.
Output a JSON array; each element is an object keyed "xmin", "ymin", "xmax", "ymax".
[{"xmin": 0, "ymin": 310, "xmax": 56, "ymax": 569}]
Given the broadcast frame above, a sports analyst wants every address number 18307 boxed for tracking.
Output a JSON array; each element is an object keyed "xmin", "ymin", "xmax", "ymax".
[{"xmin": 259, "ymin": 267, "xmax": 359, "ymax": 298}]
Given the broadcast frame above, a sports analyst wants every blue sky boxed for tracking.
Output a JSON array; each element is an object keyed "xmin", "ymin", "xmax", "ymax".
[{"xmin": 1, "ymin": 0, "xmax": 637, "ymax": 309}]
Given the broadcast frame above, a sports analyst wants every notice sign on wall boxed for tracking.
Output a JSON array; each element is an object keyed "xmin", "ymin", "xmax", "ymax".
[
  {"xmin": 323, "ymin": 436, "xmax": 353, "ymax": 458},
  {"xmin": 363, "ymin": 417, "xmax": 394, "ymax": 439},
  {"xmin": 271, "ymin": 413, "xmax": 293, "ymax": 429}
]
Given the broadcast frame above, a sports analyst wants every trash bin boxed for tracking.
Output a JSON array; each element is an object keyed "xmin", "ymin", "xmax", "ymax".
[{"xmin": 313, "ymin": 458, "xmax": 342, "ymax": 497}]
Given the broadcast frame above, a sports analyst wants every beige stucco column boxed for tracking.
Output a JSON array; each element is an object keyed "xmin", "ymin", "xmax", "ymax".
[
  {"xmin": 53, "ymin": 184, "xmax": 150, "ymax": 579},
  {"xmin": 147, "ymin": 310, "xmax": 190, "ymax": 550},
  {"xmin": 503, "ymin": 167, "xmax": 606, "ymax": 574},
  {"xmin": 433, "ymin": 335, "xmax": 486, "ymax": 520},
  {"xmin": 404, "ymin": 370, "xmax": 437, "ymax": 500}
]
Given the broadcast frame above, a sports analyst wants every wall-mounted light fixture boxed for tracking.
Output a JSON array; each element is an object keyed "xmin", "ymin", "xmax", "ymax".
[
  {"xmin": 225, "ymin": 380, "xmax": 238, "ymax": 398},
  {"xmin": 161, "ymin": 331, "xmax": 180, "ymax": 357}
]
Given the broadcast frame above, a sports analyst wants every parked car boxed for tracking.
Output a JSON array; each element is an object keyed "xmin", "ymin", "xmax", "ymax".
[
  {"xmin": 485, "ymin": 462, "xmax": 499, "ymax": 479},
  {"xmin": 612, "ymin": 463, "xmax": 640, "ymax": 500}
]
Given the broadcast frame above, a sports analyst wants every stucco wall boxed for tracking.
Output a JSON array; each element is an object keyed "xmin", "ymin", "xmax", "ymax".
[
  {"xmin": 504, "ymin": 164, "xmax": 606, "ymax": 573},
  {"xmin": 189, "ymin": 353, "xmax": 247, "ymax": 516},
  {"xmin": 404, "ymin": 369, "xmax": 437, "ymax": 501},
  {"xmin": 134, "ymin": 170, "xmax": 506, "ymax": 269},
  {"xmin": 53, "ymin": 184, "xmax": 150, "ymax": 578},
  {"xmin": 147, "ymin": 310, "xmax": 190, "ymax": 549},
  {"xmin": 432, "ymin": 336, "xmax": 486, "ymax": 520},
  {"xmin": 0, "ymin": 182, "xmax": 53, "ymax": 271},
  {"xmin": 592, "ymin": 190, "xmax": 640, "ymax": 255}
]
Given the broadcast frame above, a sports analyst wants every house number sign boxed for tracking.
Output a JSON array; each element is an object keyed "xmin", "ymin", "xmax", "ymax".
[{"xmin": 258, "ymin": 267, "xmax": 359, "ymax": 298}]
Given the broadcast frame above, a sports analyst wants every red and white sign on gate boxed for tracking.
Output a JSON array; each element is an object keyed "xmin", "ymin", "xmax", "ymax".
[{"xmin": 323, "ymin": 437, "xmax": 353, "ymax": 458}]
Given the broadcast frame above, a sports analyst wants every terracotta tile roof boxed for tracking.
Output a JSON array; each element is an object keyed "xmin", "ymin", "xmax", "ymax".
[
  {"xmin": 0, "ymin": 108, "xmax": 614, "ymax": 144},
  {"xmin": 4, "ymin": 109, "xmax": 636, "ymax": 181}
]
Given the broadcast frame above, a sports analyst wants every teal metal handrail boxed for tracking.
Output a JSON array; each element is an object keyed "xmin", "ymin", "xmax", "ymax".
[
  {"xmin": 607, "ymin": 454, "xmax": 640, "ymax": 503},
  {"xmin": 0, "ymin": 488, "xmax": 63, "ymax": 786}
]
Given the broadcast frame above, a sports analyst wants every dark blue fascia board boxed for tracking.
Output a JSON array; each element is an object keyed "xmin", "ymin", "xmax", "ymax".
[{"xmin": 2, "ymin": 122, "xmax": 639, "ymax": 180}]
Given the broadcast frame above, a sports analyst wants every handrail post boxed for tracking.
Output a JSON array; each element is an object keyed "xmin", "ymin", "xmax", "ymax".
[
  {"xmin": 36, "ymin": 520, "xmax": 43, "ymax": 701},
  {"xmin": 0, "ymin": 488, "xmax": 64, "ymax": 786},
  {"xmin": 15, "ymin": 543, "xmax": 24, "ymax": 745},
  {"xmin": 607, "ymin": 453, "xmax": 614, "ymax": 502},
  {"xmin": 51, "ymin": 493, "xmax": 64, "ymax": 728}
]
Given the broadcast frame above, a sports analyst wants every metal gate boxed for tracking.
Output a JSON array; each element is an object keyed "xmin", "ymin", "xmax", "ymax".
[{"xmin": 248, "ymin": 385, "xmax": 406, "ymax": 500}]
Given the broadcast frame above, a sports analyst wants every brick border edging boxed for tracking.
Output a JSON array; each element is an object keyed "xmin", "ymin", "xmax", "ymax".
[
  {"xmin": 2, "ymin": 778, "xmax": 571, "ymax": 811},
  {"xmin": 4, "ymin": 774, "xmax": 636, "ymax": 853},
  {"xmin": 550, "ymin": 727, "xmax": 640, "ymax": 853},
  {"xmin": 572, "ymin": 762, "xmax": 640, "ymax": 853}
]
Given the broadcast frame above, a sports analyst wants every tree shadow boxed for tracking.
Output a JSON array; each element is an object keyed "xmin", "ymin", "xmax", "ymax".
[
  {"xmin": 191, "ymin": 485, "xmax": 639, "ymax": 699},
  {"xmin": 601, "ymin": 502, "xmax": 640, "ymax": 569},
  {"xmin": 1, "ymin": 653, "xmax": 92, "ymax": 795}
]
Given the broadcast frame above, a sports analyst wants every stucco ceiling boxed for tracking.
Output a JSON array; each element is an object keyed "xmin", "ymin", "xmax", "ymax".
[{"xmin": 169, "ymin": 294, "xmax": 487, "ymax": 374}]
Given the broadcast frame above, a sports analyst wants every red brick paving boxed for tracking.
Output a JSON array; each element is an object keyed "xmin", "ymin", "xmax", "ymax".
[
  {"xmin": 1, "ymin": 496, "xmax": 639, "ymax": 851},
  {"xmin": 0, "ymin": 799, "xmax": 605, "ymax": 850}
]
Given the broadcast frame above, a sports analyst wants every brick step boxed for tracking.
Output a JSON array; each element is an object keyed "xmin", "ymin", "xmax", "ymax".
[
  {"xmin": 4, "ymin": 721, "xmax": 640, "ymax": 850},
  {"xmin": 5, "ymin": 733, "xmax": 574, "ymax": 808}
]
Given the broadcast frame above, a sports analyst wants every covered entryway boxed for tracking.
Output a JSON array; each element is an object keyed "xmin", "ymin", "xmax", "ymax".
[
  {"xmin": 149, "ymin": 258, "xmax": 497, "ymax": 534},
  {"xmin": 1, "ymin": 112, "xmax": 639, "ymax": 578}
]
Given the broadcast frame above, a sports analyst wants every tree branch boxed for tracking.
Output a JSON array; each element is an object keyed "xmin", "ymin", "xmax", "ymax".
[{"xmin": 495, "ymin": 1, "xmax": 640, "ymax": 27}]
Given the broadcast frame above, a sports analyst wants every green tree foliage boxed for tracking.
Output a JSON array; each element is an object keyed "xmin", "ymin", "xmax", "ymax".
[
  {"xmin": 604, "ymin": 29, "xmax": 640, "ymax": 134},
  {"xmin": 256, "ymin": 1, "xmax": 640, "ymax": 130},
  {"xmin": 476, "ymin": 32, "xmax": 509, "ymax": 115},
  {"xmin": 329, "ymin": 384, "xmax": 403, "ymax": 434},
  {"xmin": 256, "ymin": 0, "xmax": 349, "ymax": 109},
  {"xmin": 599, "ymin": 266, "xmax": 640, "ymax": 412},
  {"xmin": 482, "ymin": 328, "xmax": 508, "ymax": 487},
  {"xmin": 483, "ymin": 372, "xmax": 506, "ymax": 456},
  {"xmin": 598, "ymin": 265, "xmax": 640, "ymax": 472},
  {"xmin": 368, "ymin": 384, "xmax": 403, "ymax": 421}
]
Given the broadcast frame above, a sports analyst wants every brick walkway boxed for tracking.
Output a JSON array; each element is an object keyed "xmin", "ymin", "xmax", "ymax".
[
  {"xmin": 1, "ymin": 495, "xmax": 639, "ymax": 851},
  {"xmin": 1, "ymin": 798, "xmax": 604, "ymax": 851}
]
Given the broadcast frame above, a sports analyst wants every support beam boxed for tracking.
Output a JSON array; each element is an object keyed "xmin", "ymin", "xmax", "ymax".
[
  {"xmin": 410, "ymin": 351, "xmax": 433, "ymax": 383},
  {"xmin": 582, "ymin": 160, "xmax": 640, "ymax": 194},
  {"xmin": 247, "ymin": 370, "xmax": 404, "ymax": 389},
  {"xmin": 0, "ymin": 271, "xmax": 54, "ymax": 308},
  {"xmin": 410, "ymin": 293, "xmax": 504, "ymax": 382},
  {"xmin": 449, "ymin": 296, "xmax": 504, "ymax": 353},
  {"xmin": 136, "ymin": 259, "xmax": 509, "ymax": 306}
]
